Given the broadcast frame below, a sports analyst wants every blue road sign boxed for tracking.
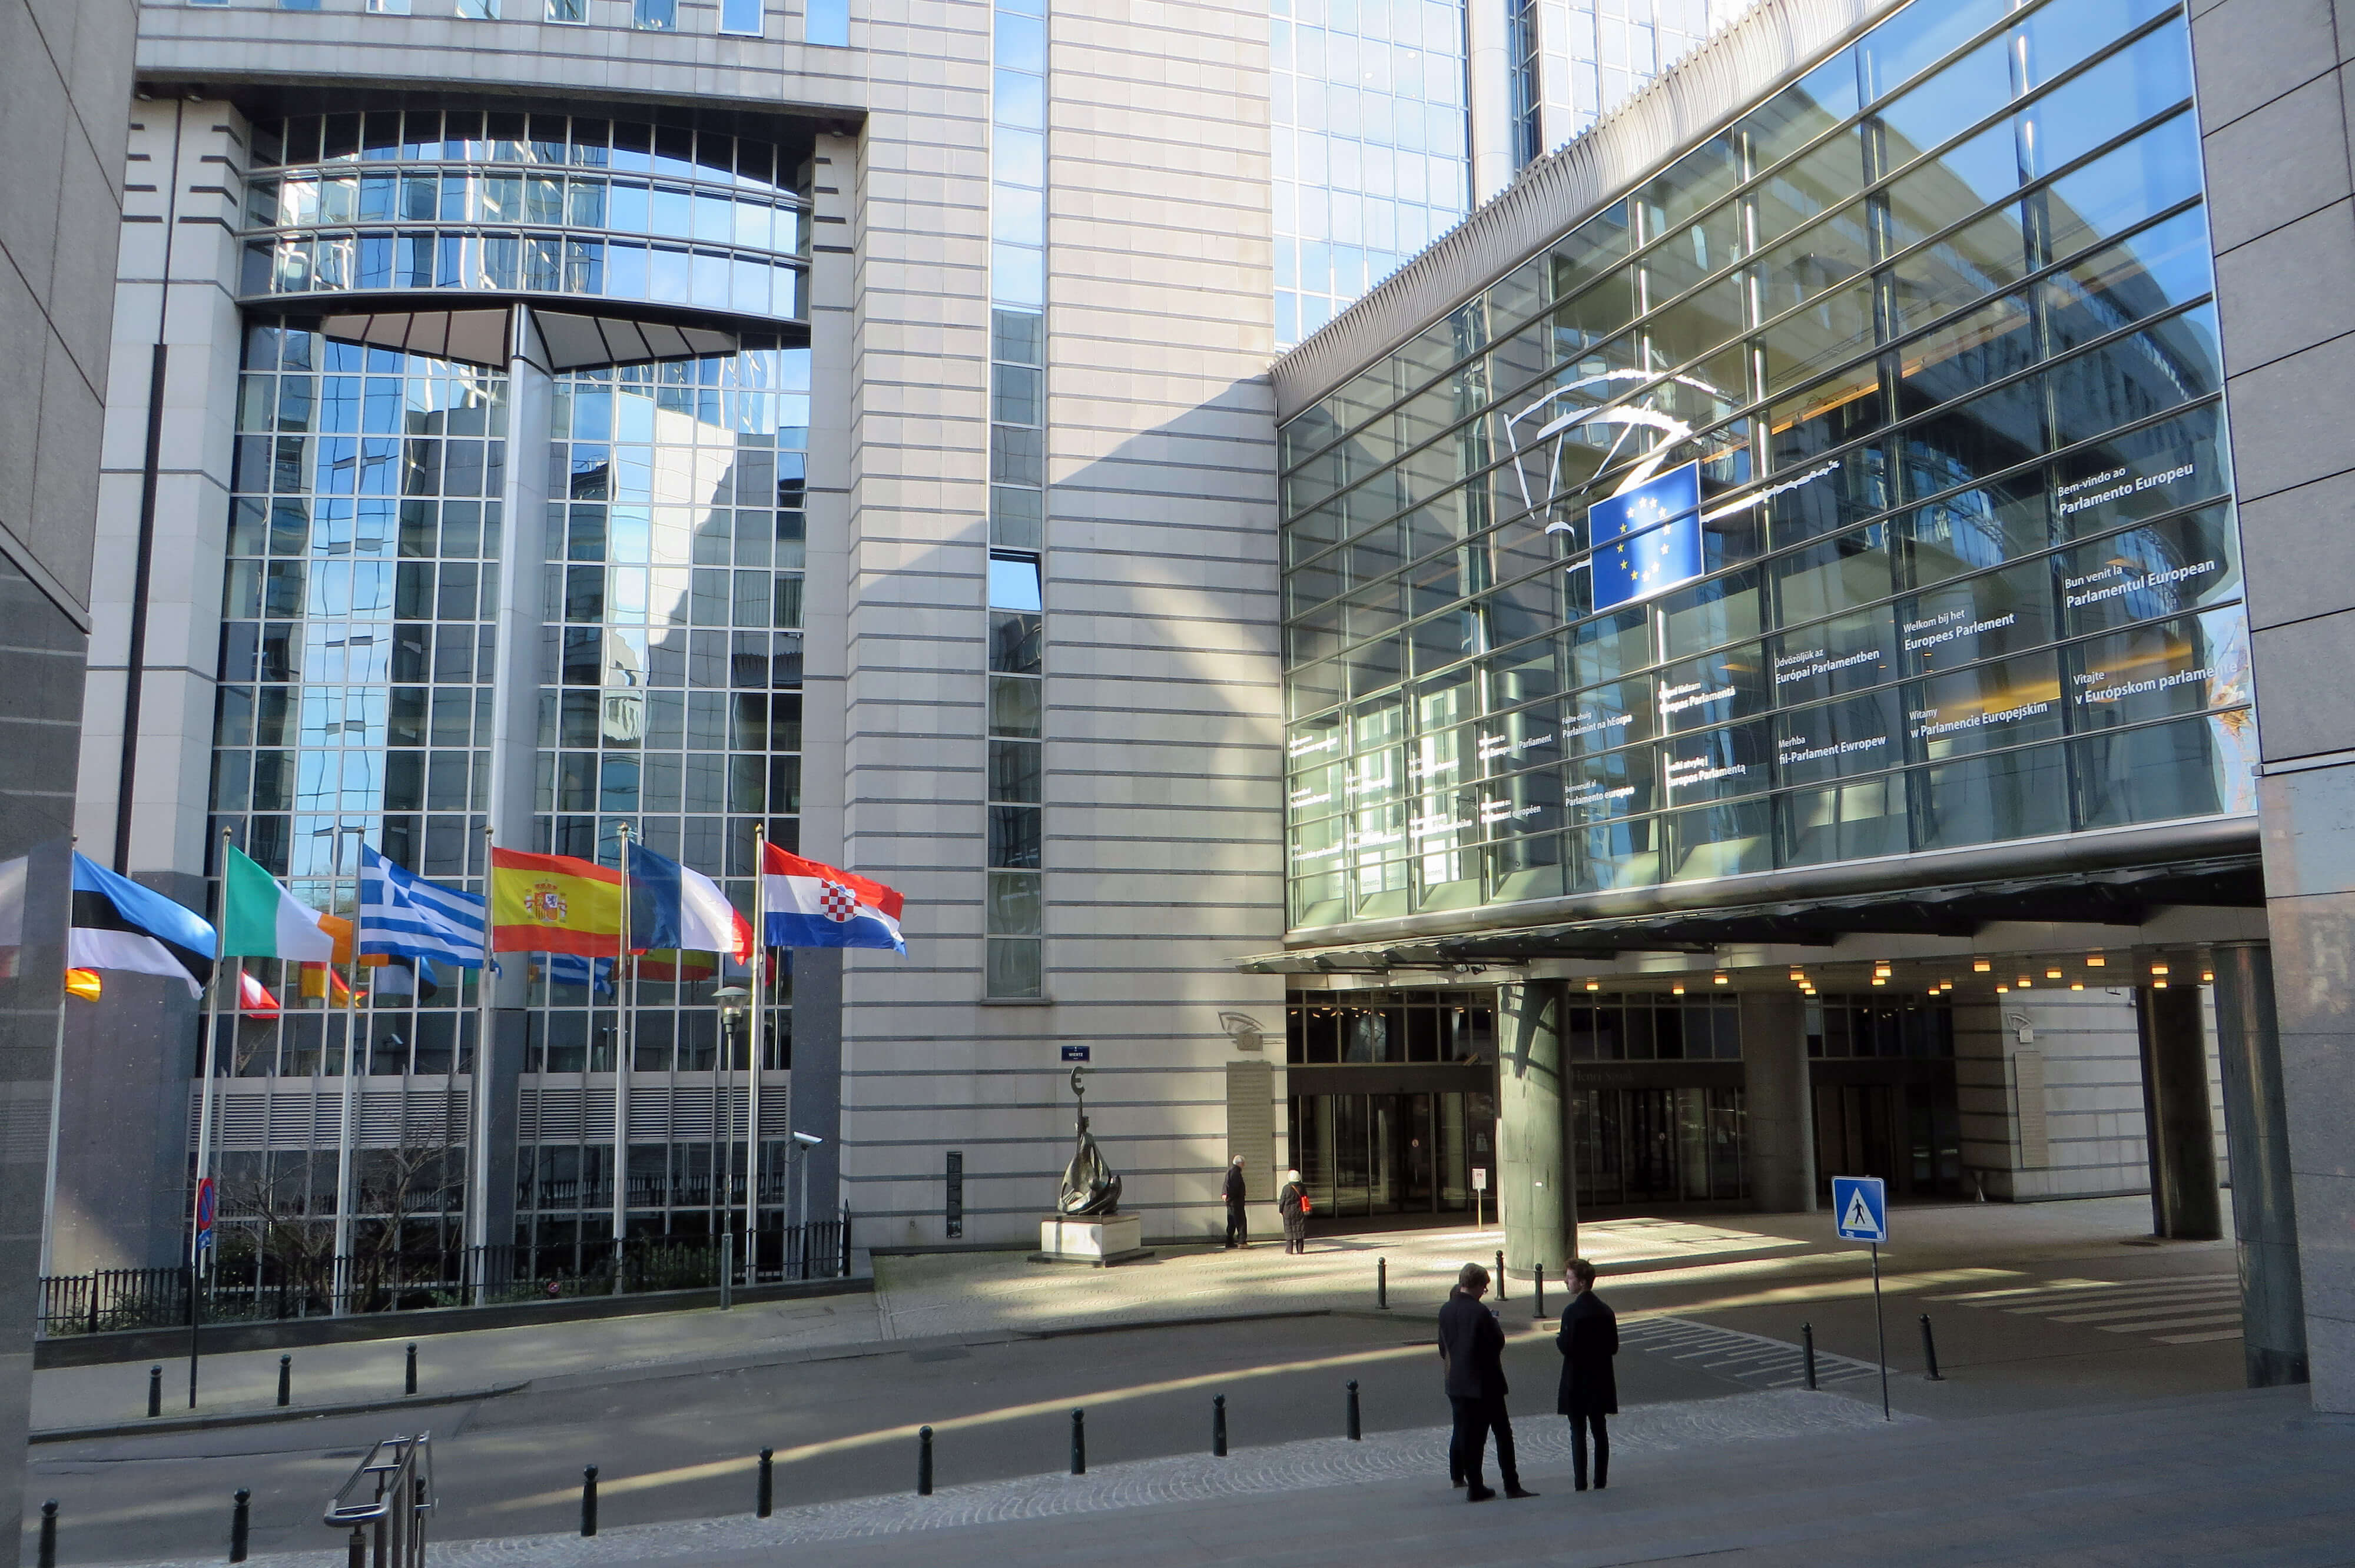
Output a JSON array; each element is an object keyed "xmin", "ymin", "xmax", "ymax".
[
  {"xmin": 1060, "ymin": 1045, "xmax": 1091, "ymax": 1062},
  {"xmin": 1833, "ymin": 1175, "xmax": 1888, "ymax": 1243}
]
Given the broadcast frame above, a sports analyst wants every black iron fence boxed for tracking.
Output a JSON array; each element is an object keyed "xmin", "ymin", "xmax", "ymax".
[{"xmin": 37, "ymin": 1213, "xmax": 851, "ymax": 1338}]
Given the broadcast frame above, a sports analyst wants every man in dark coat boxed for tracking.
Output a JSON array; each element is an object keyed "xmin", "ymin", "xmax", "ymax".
[
  {"xmin": 1436, "ymin": 1261, "xmax": 1536, "ymax": 1502},
  {"xmin": 1222, "ymin": 1156, "xmax": 1249, "ymax": 1248},
  {"xmin": 1555, "ymin": 1257, "xmax": 1618, "ymax": 1490}
]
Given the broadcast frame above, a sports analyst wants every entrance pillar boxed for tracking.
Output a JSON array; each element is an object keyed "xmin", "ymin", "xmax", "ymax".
[
  {"xmin": 2210, "ymin": 944, "xmax": 2309, "ymax": 1387},
  {"xmin": 1496, "ymin": 982, "xmax": 1572, "ymax": 1277},
  {"xmin": 2136, "ymin": 984, "xmax": 2222, "ymax": 1241},
  {"xmin": 1740, "ymin": 992, "xmax": 1816, "ymax": 1212}
]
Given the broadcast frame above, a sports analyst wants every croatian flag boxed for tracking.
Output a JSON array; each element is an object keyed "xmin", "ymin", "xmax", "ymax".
[{"xmin": 761, "ymin": 843, "xmax": 906, "ymax": 954}]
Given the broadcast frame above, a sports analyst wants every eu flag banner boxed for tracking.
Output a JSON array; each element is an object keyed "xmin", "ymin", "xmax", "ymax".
[{"xmin": 1590, "ymin": 461, "xmax": 1703, "ymax": 611}]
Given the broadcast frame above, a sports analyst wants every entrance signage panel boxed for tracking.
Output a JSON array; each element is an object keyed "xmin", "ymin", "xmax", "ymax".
[{"xmin": 1060, "ymin": 1045, "xmax": 1090, "ymax": 1062}]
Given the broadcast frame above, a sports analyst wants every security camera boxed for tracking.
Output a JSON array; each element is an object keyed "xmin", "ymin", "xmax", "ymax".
[{"xmin": 791, "ymin": 1131, "xmax": 824, "ymax": 1148}]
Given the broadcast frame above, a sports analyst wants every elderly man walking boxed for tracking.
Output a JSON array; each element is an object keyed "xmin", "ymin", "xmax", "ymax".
[
  {"xmin": 1436, "ymin": 1261, "xmax": 1537, "ymax": 1503},
  {"xmin": 1222, "ymin": 1155, "xmax": 1249, "ymax": 1248}
]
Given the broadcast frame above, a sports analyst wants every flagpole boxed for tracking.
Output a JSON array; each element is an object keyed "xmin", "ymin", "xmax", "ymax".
[
  {"xmin": 613, "ymin": 824, "xmax": 632, "ymax": 1273},
  {"xmin": 331, "ymin": 827, "xmax": 360, "ymax": 1315},
  {"xmin": 468, "ymin": 822, "xmax": 495, "ymax": 1303},
  {"xmin": 747, "ymin": 825, "xmax": 763, "ymax": 1290},
  {"xmin": 190, "ymin": 827, "xmax": 230, "ymax": 1277}
]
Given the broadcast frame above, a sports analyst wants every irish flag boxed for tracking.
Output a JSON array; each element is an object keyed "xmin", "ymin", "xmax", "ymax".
[
  {"xmin": 760, "ymin": 843, "xmax": 906, "ymax": 954},
  {"xmin": 220, "ymin": 845, "xmax": 336, "ymax": 962}
]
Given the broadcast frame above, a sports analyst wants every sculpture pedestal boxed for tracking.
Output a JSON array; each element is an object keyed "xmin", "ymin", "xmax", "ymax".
[{"xmin": 1030, "ymin": 1212, "xmax": 1153, "ymax": 1267}]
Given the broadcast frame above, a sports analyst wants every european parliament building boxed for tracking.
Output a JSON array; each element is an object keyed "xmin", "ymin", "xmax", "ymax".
[{"xmin": 26, "ymin": 0, "xmax": 2355, "ymax": 1429}]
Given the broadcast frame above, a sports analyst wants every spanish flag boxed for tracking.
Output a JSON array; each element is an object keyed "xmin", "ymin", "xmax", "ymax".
[{"xmin": 489, "ymin": 849, "xmax": 623, "ymax": 956}]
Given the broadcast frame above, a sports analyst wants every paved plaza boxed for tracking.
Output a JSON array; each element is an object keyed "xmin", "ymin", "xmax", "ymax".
[{"xmin": 23, "ymin": 1197, "xmax": 2288, "ymax": 1566}]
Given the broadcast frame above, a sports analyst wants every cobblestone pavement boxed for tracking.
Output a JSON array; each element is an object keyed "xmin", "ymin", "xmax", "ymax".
[{"xmin": 95, "ymin": 1387, "xmax": 1901, "ymax": 1567}]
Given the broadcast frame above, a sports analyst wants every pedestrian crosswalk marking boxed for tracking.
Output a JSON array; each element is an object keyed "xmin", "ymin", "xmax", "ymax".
[
  {"xmin": 1620, "ymin": 1315, "xmax": 1883, "ymax": 1392},
  {"xmin": 2099, "ymin": 1313, "xmax": 2242, "ymax": 1334},
  {"xmin": 2047, "ymin": 1295, "xmax": 2240, "ymax": 1324},
  {"xmin": 1923, "ymin": 1273, "xmax": 2241, "ymax": 1345}
]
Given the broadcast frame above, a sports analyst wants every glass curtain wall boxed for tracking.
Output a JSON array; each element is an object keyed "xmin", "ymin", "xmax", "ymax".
[
  {"xmin": 206, "ymin": 313, "xmax": 504, "ymax": 1263},
  {"xmin": 1279, "ymin": 0, "xmax": 2248, "ymax": 929},
  {"xmin": 521, "ymin": 343, "xmax": 808, "ymax": 1260},
  {"xmin": 987, "ymin": 0, "xmax": 1049, "ymax": 995},
  {"xmin": 1272, "ymin": 0, "xmax": 1472, "ymax": 346},
  {"xmin": 1528, "ymin": 1, "xmax": 1748, "ymax": 161}
]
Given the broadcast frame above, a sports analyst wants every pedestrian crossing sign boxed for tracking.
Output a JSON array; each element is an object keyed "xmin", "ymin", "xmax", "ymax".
[{"xmin": 1833, "ymin": 1175, "xmax": 1887, "ymax": 1243}]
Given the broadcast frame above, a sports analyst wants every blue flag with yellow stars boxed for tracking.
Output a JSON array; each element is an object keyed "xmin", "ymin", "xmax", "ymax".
[{"xmin": 1590, "ymin": 461, "xmax": 1703, "ymax": 610}]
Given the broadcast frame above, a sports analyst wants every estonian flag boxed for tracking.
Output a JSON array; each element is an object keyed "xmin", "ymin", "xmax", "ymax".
[{"xmin": 69, "ymin": 853, "xmax": 215, "ymax": 998}]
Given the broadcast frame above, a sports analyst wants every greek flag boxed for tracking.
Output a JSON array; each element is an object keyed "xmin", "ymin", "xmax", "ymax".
[
  {"xmin": 542, "ymin": 952, "xmax": 615, "ymax": 995},
  {"xmin": 357, "ymin": 846, "xmax": 487, "ymax": 969}
]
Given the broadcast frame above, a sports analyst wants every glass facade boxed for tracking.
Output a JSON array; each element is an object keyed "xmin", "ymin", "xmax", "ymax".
[
  {"xmin": 240, "ymin": 112, "xmax": 809, "ymax": 320},
  {"xmin": 987, "ymin": 0, "xmax": 1049, "ymax": 996},
  {"xmin": 1528, "ymin": 1, "xmax": 1745, "ymax": 161},
  {"xmin": 205, "ymin": 102, "xmax": 817, "ymax": 1261},
  {"xmin": 1271, "ymin": 0, "xmax": 1472, "ymax": 347},
  {"xmin": 1278, "ymin": 0, "xmax": 2251, "ymax": 932},
  {"xmin": 208, "ymin": 313, "xmax": 498, "ymax": 1263}
]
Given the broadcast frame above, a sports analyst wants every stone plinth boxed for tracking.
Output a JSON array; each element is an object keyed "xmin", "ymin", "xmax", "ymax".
[{"xmin": 1030, "ymin": 1212, "xmax": 1152, "ymax": 1267}]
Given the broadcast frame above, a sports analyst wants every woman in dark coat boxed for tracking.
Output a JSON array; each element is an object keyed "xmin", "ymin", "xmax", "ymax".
[
  {"xmin": 1555, "ymin": 1257, "xmax": 1618, "ymax": 1490},
  {"xmin": 1278, "ymin": 1168, "xmax": 1310, "ymax": 1254}
]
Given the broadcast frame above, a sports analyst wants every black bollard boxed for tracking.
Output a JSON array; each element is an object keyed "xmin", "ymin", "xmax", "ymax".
[
  {"xmin": 148, "ymin": 1364, "xmax": 162, "ymax": 1418},
  {"xmin": 1919, "ymin": 1314, "xmax": 1945, "ymax": 1381},
  {"xmin": 405, "ymin": 1343, "xmax": 417, "ymax": 1397},
  {"xmin": 1212, "ymin": 1394, "xmax": 1227, "ymax": 1457},
  {"xmin": 37, "ymin": 1500, "xmax": 55, "ymax": 1568},
  {"xmin": 1494, "ymin": 1250, "xmax": 1507, "ymax": 1300},
  {"xmin": 277, "ymin": 1355, "xmax": 290, "ymax": 1408},
  {"xmin": 1802, "ymin": 1321, "xmax": 1817, "ymax": 1390},
  {"xmin": 1346, "ymin": 1378, "xmax": 1361, "ymax": 1441},
  {"xmin": 757, "ymin": 1447, "xmax": 774, "ymax": 1518},
  {"xmin": 231, "ymin": 1487, "xmax": 250, "ymax": 1563},
  {"xmin": 581, "ymin": 1465, "xmax": 598, "ymax": 1537},
  {"xmin": 1070, "ymin": 1408, "xmax": 1086, "ymax": 1475},
  {"xmin": 1376, "ymin": 1256, "xmax": 1388, "ymax": 1310},
  {"xmin": 1535, "ymin": 1265, "xmax": 1546, "ymax": 1320},
  {"xmin": 917, "ymin": 1426, "xmax": 934, "ymax": 1496}
]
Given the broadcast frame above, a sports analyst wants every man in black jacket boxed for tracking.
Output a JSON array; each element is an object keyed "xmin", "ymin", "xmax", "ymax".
[
  {"xmin": 1436, "ymin": 1262, "xmax": 1536, "ymax": 1502},
  {"xmin": 1222, "ymin": 1156, "xmax": 1249, "ymax": 1248},
  {"xmin": 1555, "ymin": 1256, "xmax": 1618, "ymax": 1490}
]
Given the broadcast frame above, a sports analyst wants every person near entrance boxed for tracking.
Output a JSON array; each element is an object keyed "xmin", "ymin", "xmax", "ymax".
[
  {"xmin": 1555, "ymin": 1257, "xmax": 1617, "ymax": 1491},
  {"xmin": 1278, "ymin": 1168, "xmax": 1310, "ymax": 1254},
  {"xmin": 1437, "ymin": 1261, "xmax": 1535, "ymax": 1502},
  {"xmin": 1222, "ymin": 1155, "xmax": 1249, "ymax": 1248}
]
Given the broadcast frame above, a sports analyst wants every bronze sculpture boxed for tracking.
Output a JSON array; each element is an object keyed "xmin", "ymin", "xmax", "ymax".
[{"xmin": 1057, "ymin": 1065, "xmax": 1121, "ymax": 1216}]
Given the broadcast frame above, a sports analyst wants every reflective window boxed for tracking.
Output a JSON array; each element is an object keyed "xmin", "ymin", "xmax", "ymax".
[
  {"xmin": 212, "ymin": 313, "xmax": 502, "ymax": 1079},
  {"xmin": 242, "ymin": 112, "xmax": 807, "ymax": 321}
]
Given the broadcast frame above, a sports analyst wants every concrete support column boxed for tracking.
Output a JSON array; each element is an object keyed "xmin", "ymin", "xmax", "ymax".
[
  {"xmin": 2136, "ymin": 984, "xmax": 2221, "ymax": 1241},
  {"xmin": 1740, "ymin": 992, "xmax": 1816, "ymax": 1213},
  {"xmin": 2210, "ymin": 944, "xmax": 2308, "ymax": 1387},
  {"xmin": 1497, "ymin": 981, "xmax": 1572, "ymax": 1277},
  {"xmin": 1465, "ymin": 0, "xmax": 1515, "ymax": 205}
]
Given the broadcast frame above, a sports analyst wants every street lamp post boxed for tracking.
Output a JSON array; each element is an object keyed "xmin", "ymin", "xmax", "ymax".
[{"xmin": 714, "ymin": 985, "xmax": 751, "ymax": 1283}]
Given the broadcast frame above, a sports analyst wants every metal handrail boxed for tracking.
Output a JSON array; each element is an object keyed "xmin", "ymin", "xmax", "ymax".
[{"xmin": 324, "ymin": 1432, "xmax": 433, "ymax": 1568}]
